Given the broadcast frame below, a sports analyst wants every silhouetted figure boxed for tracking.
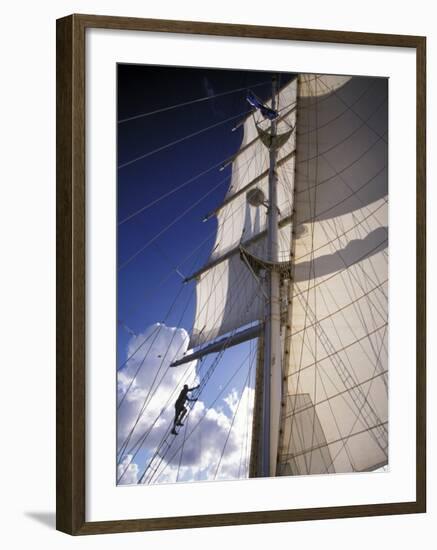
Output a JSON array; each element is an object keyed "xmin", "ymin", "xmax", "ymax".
[{"xmin": 171, "ymin": 384, "xmax": 199, "ymax": 435}]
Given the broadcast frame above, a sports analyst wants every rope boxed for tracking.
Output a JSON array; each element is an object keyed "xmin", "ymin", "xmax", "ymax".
[
  {"xmin": 214, "ymin": 367, "xmax": 251, "ymax": 480},
  {"xmin": 117, "ymin": 357, "xmax": 202, "ymax": 483},
  {"xmin": 147, "ymin": 346, "xmax": 254, "ymax": 484},
  {"xmin": 119, "ymin": 157, "xmax": 230, "ymax": 226},
  {"xmin": 118, "ymin": 172, "xmax": 231, "ymax": 271},
  {"xmin": 136, "ymin": 264, "xmax": 257, "ymax": 482},
  {"xmin": 117, "ymin": 283, "xmax": 196, "ymax": 460},
  {"xmin": 118, "ymin": 141, "xmax": 262, "ymax": 272},
  {"xmin": 139, "ymin": 341, "xmax": 230, "ymax": 484},
  {"xmin": 140, "ymin": 278, "xmax": 261, "ymax": 484},
  {"xmin": 118, "ymin": 80, "xmax": 271, "ymax": 123},
  {"xmin": 118, "ymin": 249, "xmax": 254, "ymax": 476},
  {"xmin": 117, "ymin": 286, "xmax": 187, "ymax": 410},
  {"xmin": 118, "ymin": 107, "xmax": 253, "ymax": 169},
  {"xmin": 175, "ymin": 416, "xmax": 190, "ymax": 482}
]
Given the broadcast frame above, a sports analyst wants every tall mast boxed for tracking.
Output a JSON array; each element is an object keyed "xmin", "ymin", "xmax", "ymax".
[{"xmin": 261, "ymin": 75, "xmax": 283, "ymax": 477}]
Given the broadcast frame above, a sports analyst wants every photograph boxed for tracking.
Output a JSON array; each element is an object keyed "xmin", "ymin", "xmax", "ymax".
[{"xmin": 115, "ymin": 65, "xmax": 389, "ymax": 486}]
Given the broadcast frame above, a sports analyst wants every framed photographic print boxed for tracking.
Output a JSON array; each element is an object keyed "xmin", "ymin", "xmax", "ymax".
[{"xmin": 56, "ymin": 14, "xmax": 426, "ymax": 535}]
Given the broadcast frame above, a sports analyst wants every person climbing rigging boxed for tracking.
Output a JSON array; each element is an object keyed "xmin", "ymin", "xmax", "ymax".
[{"xmin": 171, "ymin": 384, "xmax": 199, "ymax": 435}]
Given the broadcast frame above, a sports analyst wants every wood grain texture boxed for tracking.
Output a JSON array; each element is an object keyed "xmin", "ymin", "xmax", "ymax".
[
  {"xmin": 56, "ymin": 14, "xmax": 86, "ymax": 535},
  {"xmin": 56, "ymin": 13, "xmax": 427, "ymax": 535},
  {"xmin": 415, "ymin": 36, "xmax": 427, "ymax": 514}
]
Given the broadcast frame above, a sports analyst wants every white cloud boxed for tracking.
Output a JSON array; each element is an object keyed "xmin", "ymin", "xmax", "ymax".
[
  {"xmin": 117, "ymin": 323, "xmax": 254, "ymax": 486},
  {"xmin": 117, "ymin": 454, "xmax": 139, "ymax": 485}
]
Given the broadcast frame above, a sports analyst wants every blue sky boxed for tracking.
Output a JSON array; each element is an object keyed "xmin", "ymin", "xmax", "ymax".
[
  {"xmin": 116, "ymin": 65, "xmax": 280, "ymax": 397},
  {"xmin": 117, "ymin": 65, "xmax": 276, "ymax": 352},
  {"xmin": 116, "ymin": 64, "xmax": 292, "ymax": 483}
]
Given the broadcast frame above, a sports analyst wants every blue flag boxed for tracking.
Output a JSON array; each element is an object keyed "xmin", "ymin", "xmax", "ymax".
[{"xmin": 246, "ymin": 91, "xmax": 278, "ymax": 120}]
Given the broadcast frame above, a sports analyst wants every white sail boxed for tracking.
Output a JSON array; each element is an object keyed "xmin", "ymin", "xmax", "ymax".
[
  {"xmin": 191, "ymin": 79, "xmax": 297, "ymax": 347},
  {"xmin": 278, "ymin": 74, "xmax": 389, "ymax": 475}
]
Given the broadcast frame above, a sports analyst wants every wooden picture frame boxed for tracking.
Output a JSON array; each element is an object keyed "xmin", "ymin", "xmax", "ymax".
[{"xmin": 56, "ymin": 13, "xmax": 426, "ymax": 535}]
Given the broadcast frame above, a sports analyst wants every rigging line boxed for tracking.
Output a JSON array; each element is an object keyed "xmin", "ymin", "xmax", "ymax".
[
  {"xmin": 119, "ymin": 328, "xmax": 195, "ymax": 459},
  {"xmin": 287, "ymin": 329, "xmax": 356, "ymax": 472},
  {"xmin": 145, "ymin": 329, "xmax": 243, "ymax": 484},
  {"xmin": 206, "ymin": 147, "xmax": 295, "ymax": 220},
  {"xmin": 117, "ymin": 325, "xmax": 160, "ymax": 371},
  {"xmin": 117, "ymin": 283, "xmax": 188, "ymax": 411},
  {"xmin": 245, "ymin": 97, "xmax": 297, "ymax": 132},
  {"xmin": 316, "ymin": 76, "xmax": 388, "ymax": 143},
  {"xmin": 321, "ymin": 325, "xmax": 389, "ymax": 471},
  {"xmin": 121, "ymin": 157, "xmax": 260, "ymax": 310},
  {"xmin": 214, "ymin": 367, "xmax": 251, "ymax": 480},
  {"xmin": 175, "ymin": 413, "xmax": 190, "ymax": 482},
  {"xmin": 157, "ymin": 226, "xmax": 250, "ymax": 369},
  {"xmin": 306, "ymin": 273, "xmax": 388, "ymax": 384},
  {"xmin": 148, "ymin": 277, "xmax": 261, "ymax": 484},
  {"xmin": 284, "ymin": 74, "xmax": 318, "ymax": 473},
  {"xmin": 313, "ymin": 344, "xmax": 357, "ymax": 472},
  {"xmin": 285, "ymin": 77, "xmax": 357, "ymax": 474},
  {"xmin": 302, "ymin": 77, "xmax": 322, "ymax": 474},
  {"xmin": 283, "ymin": 370, "xmax": 388, "ymax": 420},
  {"xmin": 296, "ymin": 75, "xmax": 375, "ymax": 114},
  {"xmin": 119, "ymin": 159, "xmax": 226, "ymax": 225},
  {"xmin": 312, "ymin": 200, "xmax": 388, "ymax": 354},
  {"xmin": 118, "ymin": 245, "xmax": 210, "ymax": 380},
  {"xmin": 117, "ymin": 356, "xmax": 199, "ymax": 482},
  {"xmin": 150, "ymin": 346, "xmax": 254, "ymax": 483},
  {"xmin": 118, "ymin": 243, "xmax": 217, "ymax": 459},
  {"xmin": 295, "ymin": 167, "xmax": 387, "ymax": 246},
  {"xmin": 285, "ymin": 319, "xmax": 389, "ymax": 458},
  {"xmin": 119, "ymin": 256, "xmax": 252, "ymax": 469},
  {"xmin": 281, "ymin": 421, "xmax": 388, "ymax": 462},
  {"xmin": 118, "ymin": 355, "xmax": 206, "ymax": 482},
  {"xmin": 308, "ymin": 77, "xmax": 320, "ymax": 474},
  {"xmin": 295, "ymin": 201, "xmax": 387, "ymax": 262},
  {"xmin": 281, "ymin": 181, "xmax": 304, "ymax": 474},
  {"xmin": 291, "ymin": 282, "xmax": 386, "ymax": 463},
  {"xmin": 295, "ymin": 135, "xmax": 387, "ymax": 200},
  {"xmin": 240, "ymin": 249, "xmax": 268, "ymax": 300},
  {"xmin": 216, "ymin": 140, "xmax": 264, "ymax": 253},
  {"xmin": 277, "ymin": 172, "xmax": 297, "ymax": 471},
  {"xmin": 184, "ymin": 256, "xmax": 255, "ymax": 359},
  {"xmin": 119, "ymin": 140, "xmax": 262, "ymax": 274},
  {"xmin": 117, "ymin": 282, "xmax": 197, "ymax": 459},
  {"xmin": 220, "ymin": 100, "xmax": 296, "ymax": 170},
  {"xmin": 295, "ymin": 96, "xmax": 388, "ymax": 168},
  {"xmin": 352, "ymin": 207, "xmax": 389, "ymax": 296},
  {"xmin": 276, "ymin": 87, "xmax": 300, "ymax": 471},
  {"xmin": 286, "ymin": 323, "xmax": 387, "ymax": 379},
  {"xmin": 319, "ymin": 151, "xmax": 389, "ymax": 298},
  {"xmin": 297, "ymin": 80, "xmax": 377, "ymax": 137},
  {"xmin": 285, "ymin": 79, "xmax": 316, "ymax": 473},
  {"xmin": 246, "ymin": 347, "xmax": 257, "ymax": 474},
  {"xmin": 120, "ymin": 233, "xmax": 254, "ymax": 479},
  {"xmin": 118, "ymin": 107, "xmax": 254, "ymax": 169},
  {"xmin": 239, "ymin": 340, "xmax": 256, "ymax": 478},
  {"xmin": 193, "ymin": 227, "xmax": 253, "ymax": 341},
  {"xmin": 118, "ymin": 173, "xmax": 233, "ymax": 271},
  {"xmin": 118, "ymin": 80, "xmax": 271, "ymax": 123},
  {"xmin": 121, "ymin": 158, "xmax": 256, "ymax": 320},
  {"xmin": 325, "ymin": 210, "xmax": 388, "ymax": 366},
  {"xmin": 321, "ymin": 212, "xmax": 388, "ymax": 324},
  {"xmin": 350, "ymin": 204, "xmax": 389, "ymax": 278},
  {"xmin": 118, "ymin": 142, "xmax": 258, "ymax": 226},
  {"xmin": 348, "ymin": 222, "xmax": 389, "ymax": 359},
  {"xmin": 118, "ymin": 227, "xmax": 207, "ymax": 377},
  {"xmin": 290, "ymin": 237, "xmax": 388, "ymax": 301},
  {"xmin": 320, "ymin": 147, "xmax": 387, "ymax": 232},
  {"xmin": 289, "ymin": 323, "xmax": 387, "ymax": 446}
]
